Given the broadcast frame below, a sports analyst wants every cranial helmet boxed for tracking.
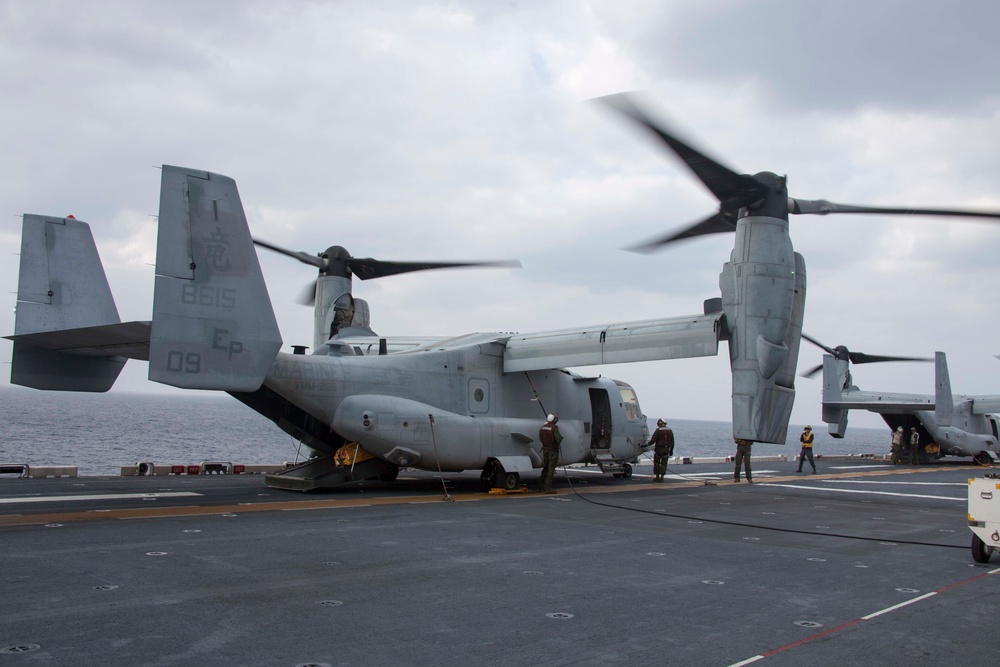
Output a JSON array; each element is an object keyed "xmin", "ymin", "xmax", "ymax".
[
  {"xmin": 547, "ymin": 413, "xmax": 558, "ymax": 423},
  {"xmin": 911, "ymin": 426, "xmax": 917, "ymax": 431},
  {"xmin": 897, "ymin": 426, "xmax": 904, "ymax": 432},
  {"xmin": 657, "ymin": 419, "xmax": 666, "ymax": 427},
  {"xmin": 804, "ymin": 425, "xmax": 811, "ymax": 430}
]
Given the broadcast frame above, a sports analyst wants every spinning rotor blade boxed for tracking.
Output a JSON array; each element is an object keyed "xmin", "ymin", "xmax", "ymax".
[
  {"xmin": 626, "ymin": 211, "xmax": 738, "ymax": 253},
  {"xmin": 847, "ymin": 352, "xmax": 932, "ymax": 366},
  {"xmin": 254, "ymin": 236, "xmax": 521, "ymax": 304},
  {"xmin": 598, "ymin": 93, "xmax": 769, "ymax": 213},
  {"xmin": 801, "ymin": 333, "xmax": 836, "ymax": 356},
  {"xmin": 800, "ymin": 364, "xmax": 825, "ymax": 380},
  {"xmin": 253, "ymin": 238, "xmax": 326, "ymax": 269},
  {"xmin": 600, "ymin": 94, "xmax": 1000, "ymax": 254},
  {"xmin": 800, "ymin": 333, "xmax": 932, "ymax": 378},
  {"xmin": 346, "ymin": 258, "xmax": 521, "ymax": 281},
  {"xmin": 297, "ymin": 280, "xmax": 318, "ymax": 306},
  {"xmin": 790, "ymin": 199, "xmax": 1000, "ymax": 220}
]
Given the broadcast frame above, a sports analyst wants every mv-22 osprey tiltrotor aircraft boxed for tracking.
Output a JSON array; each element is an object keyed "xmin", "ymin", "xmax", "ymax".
[
  {"xmin": 801, "ymin": 335, "xmax": 1000, "ymax": 464},
  {"xmin": 8, "ymin": 94, "xmax": 1000, "ymax": 491}
]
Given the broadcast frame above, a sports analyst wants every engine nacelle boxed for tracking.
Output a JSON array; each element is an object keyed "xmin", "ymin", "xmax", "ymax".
[{"xmin": 721, "ymin": 182, "xmax": 805, "ymax": 444}]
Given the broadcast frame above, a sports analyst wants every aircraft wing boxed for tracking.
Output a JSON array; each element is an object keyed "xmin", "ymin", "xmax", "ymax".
[
  {"xmin": 970, "ymin": 397, "xmax": 1000, "ymax": 414},
  {"xmin": 503, "ymin": 312, "xmax": 723, "ymax": 373},
  {"xmin": 825, "ymin": 390, "xmax": 935, "ymax": 412},
  {"xmin": 326, "ymin": 335, "xmax": 449, "ymax": 355},
  {"xmin": 4, "ymin": 321, "xmax": 152, "ymax": 360}
]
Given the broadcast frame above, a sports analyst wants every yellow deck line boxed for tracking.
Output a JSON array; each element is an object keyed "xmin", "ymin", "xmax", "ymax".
[{"xmin": 0, "ymin": 465, "xmax": 956, "ymax": 527}]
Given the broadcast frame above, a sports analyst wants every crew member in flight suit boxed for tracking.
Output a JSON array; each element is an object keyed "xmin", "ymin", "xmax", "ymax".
[
  {"xmin": 797, "ymin": 425, "xmax": 817, "ymax": 473},
  {"xmin": 891, "ymin": 426, "xmax": 905, "ymax": 464},
  {"xmin": 734, "ymin": 438, "xmax": 753, "ymax": 483},
  {"xmin": 648, "ymin": 419, "xmax": 674, "ymax": 482},
  {"xmin": 538, "ymin": 413, "xmax": 563, "ymax": 494},
  {"xmin": 909, "ymin": 426, "xmax": 921, "ymax": 465}
]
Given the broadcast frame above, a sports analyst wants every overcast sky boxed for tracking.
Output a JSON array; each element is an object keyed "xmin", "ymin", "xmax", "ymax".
[{"xmin": 3, "ymin": 0, "xmax": 999, "ymax": 430}]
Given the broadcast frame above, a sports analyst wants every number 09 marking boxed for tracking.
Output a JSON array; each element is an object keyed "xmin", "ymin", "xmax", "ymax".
[{"xmin": 166, "ymin": 351, "xmax": 201, "ymax": 373}]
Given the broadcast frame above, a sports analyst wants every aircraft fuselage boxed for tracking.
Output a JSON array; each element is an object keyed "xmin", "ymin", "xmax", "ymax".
[{"xmin": 258, "ymin": 341, "xmax": 649, "ymax": 472}]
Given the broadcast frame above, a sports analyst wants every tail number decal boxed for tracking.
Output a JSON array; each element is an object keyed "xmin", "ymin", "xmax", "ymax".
[
  {"xmin": 181, "ymin": 284, "xmax": 236, "ymax": 311},
  {"xmin": 212, "ymin": 328, "xmax": 244, "ymax": 360},
  {"xmin": 166, "ymin": 352, "xmax": 201, "ymax": 374}
]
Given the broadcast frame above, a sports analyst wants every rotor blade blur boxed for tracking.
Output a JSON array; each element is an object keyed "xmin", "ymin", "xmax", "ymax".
[
  {"xmin": 848, "ymin": 352, "xmax": 933, "ymax": 365},
  {"xmin": 253, "ymin": 238, "xmax": 327, "ymax": 269},
  {"xmin": 800, "ymin": 363, "xmax": 824, "ymax": 379},
  {"xmin": 296, "ymin": 280, "xmax": 317, "ymax": 306},
  {"xmin": 789, "ymin": 199, "xmax": 1000, "ymax": 220},
  {"xmin": 626, "ymin": 211, "xmax": 737, "ymax": 253},
  {"xmin": 347, "ymin": 259, "xmax": 522, "ymax": 281},
  {"xmin": 597, "ymin": 93, "xmax": 769, "ymax": 211},
  {"xmin": 801, "ymin": 333, "xmax": 836, "ymax": 355}
]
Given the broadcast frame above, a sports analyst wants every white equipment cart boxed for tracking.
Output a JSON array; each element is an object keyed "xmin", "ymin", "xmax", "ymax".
[{"xmin": 968, "ymin": 474, "xmax": 1000, "ymax": 563}]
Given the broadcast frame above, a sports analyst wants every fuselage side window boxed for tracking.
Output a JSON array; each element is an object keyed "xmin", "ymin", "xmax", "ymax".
[{"xmin": 618, "ymin": 385, "xmax": 642, "ymax": 421}]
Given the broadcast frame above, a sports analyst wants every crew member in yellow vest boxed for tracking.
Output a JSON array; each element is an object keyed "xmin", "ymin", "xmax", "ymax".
[
  {"xmin": 909, "ymin": 426, "xmax": 921, "ymax": 465},
  {"xmin": 797, "ymin": 425, "xmax": 817, "ymax": 473}
]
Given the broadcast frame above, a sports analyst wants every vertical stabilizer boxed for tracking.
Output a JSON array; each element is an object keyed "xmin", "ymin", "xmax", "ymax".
[
  {"xmin": 11, "ymin": 215, "xmax": 125, "ymax": 391},
  {"xmin": 934, "ymin": 351, "xmax": 953, "ymax": 427},
  {"xmin": 821, "ymin": 354, "xmax": 849, "ymax": 437},
  {"xmin": 149, "ymin": 166, "xmax": 282, "ymax": 391}
]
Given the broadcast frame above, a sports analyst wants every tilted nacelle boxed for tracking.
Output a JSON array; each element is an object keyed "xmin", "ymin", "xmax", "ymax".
[{"xmin": 719, "ymin": 175, "xmax": 807, "ymax": 444}]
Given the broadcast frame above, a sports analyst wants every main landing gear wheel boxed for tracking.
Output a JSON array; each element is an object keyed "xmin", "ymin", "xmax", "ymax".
[
  {"xmin": 377, "ymin": 465, "xmax": 399, "ymax": 482},
  {"xmin": 971, "ymin": 533, "xmax": 993, "ymax": 563},
  {"xmin": 501, "ymin": 471, "xmax": 520, "ymax": 490},
  {"xmin": 974, "ymin": 451, "xmax": 992, "ymax": 466}
]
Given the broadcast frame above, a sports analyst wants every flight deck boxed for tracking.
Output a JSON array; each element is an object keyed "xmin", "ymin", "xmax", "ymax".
[{"xmin": 1, "ymin": 459, "xmax": 997, "ymax": 666}]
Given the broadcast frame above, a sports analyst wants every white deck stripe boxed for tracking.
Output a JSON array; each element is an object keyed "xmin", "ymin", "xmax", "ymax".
[
  {"xmin": 861, "ymin": 592, "xmax": 938, "ymax": 620},
  {"xmin": 728, "ymin": 568, "xmax": 1000, "ymax": 666},
  {"xmin": 759, "ymin": 483, "xmax": 963, "ymax": 501},
  {"xmin": 824, "ymin": 480, "xmax": 967, "ymax": 486},
  {"xmin": 0, "ymin": 492, "xmax": 203, "ymax": 505}
]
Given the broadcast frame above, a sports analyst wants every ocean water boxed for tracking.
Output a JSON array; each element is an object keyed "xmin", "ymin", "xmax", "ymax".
[{"xmin": 0, "ymin": 385, "xmax": 892, "ymax": 476}]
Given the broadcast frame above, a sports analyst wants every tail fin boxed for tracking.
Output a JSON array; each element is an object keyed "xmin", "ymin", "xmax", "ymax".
[
  {"xmin": 821, "ymin": 354, "xmax": 849, "ymax": 438},
  {"xmin": 934, "ymin": 351, "xmax": 953, "ymax": 427},
  {"xmin": 9, "ymin": 215, "xmax": 126, "ymax": 391},
  {"xmin": 149, "ymin": 166, "xmax": 281, "ymax": 391}
]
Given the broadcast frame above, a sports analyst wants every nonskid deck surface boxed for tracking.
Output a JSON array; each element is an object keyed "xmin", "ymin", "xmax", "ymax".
[{"xmin": 1, "ymin": 460, "xmax": 997, "ymax": 666}]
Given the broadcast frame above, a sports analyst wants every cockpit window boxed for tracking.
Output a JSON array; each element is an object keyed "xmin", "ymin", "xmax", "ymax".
[{"xmin": 618, "ymin": 384, "xmax": 642, "ymax": 421}]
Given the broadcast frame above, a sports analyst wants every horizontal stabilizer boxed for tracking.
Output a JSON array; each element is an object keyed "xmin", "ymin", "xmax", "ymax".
[
  {"xmin": 971, "ymin": 397, "xmax": 1000, "ymax": 414},
  {"xmin": 5, "ymin": 321, "xmax": 151, "ymax": 360},
  {"xmin": 825, "ymin": 394, "xmax": 935, "ymax": 411},
  {"xmin": 503, "ymin": 312, "xmax": 722, "ymax": 373}
]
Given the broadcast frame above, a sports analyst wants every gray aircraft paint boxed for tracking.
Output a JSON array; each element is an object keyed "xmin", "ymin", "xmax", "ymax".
[
  {"xmin": 4, "ymin": 161, "xmax": 812, "ymax": 485},
  {"xmin": 821, "ymin": 350, "xmax": 1000, "ymax": 460},
  {"xmin": 10, "ymin": 215, "xmax": 126, "ymax": 391},
  {"xmin": 149, "ymin": 167, "xmax": 282, "ymax": 392}
]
